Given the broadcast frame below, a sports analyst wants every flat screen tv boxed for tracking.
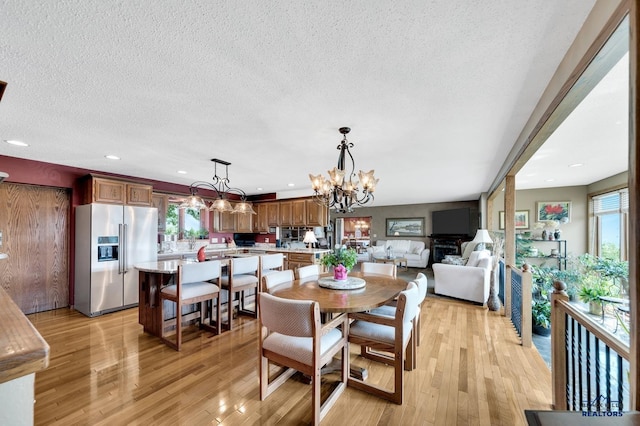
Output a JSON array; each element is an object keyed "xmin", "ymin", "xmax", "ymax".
[{"xmin": 431, "ymin": 208, "xmax": 478, "ymax": 237}]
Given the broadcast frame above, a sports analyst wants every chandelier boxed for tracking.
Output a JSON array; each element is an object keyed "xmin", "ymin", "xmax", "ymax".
[
  {"xmin": 179, "ymin": 158, "xmax": 256, "ymax": 214},
  {"xmin": 309, "ymin": 127, "xmax": 378, "ymax": 213}
]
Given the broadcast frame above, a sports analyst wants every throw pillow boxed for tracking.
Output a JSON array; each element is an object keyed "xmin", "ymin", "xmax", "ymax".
[
  {"xmin": 412, "ymin": 245, "xmax": 421, "ymax": 254},
  {"xmin": 466, "ymin": 251, "xmax": 482, "ymax": 267}
]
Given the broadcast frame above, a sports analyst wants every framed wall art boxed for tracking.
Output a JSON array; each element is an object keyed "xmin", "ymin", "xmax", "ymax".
[
  {"xmin": 536, "ymin": 201, "xmax": 571, "ymax": 222},
  {"xmin": 385, "ymin": 217, "xmax": 425, "ymax": 237},
  {"xmin": 499, "ymin": 210, "xmax": 530, "ymax": 230}
]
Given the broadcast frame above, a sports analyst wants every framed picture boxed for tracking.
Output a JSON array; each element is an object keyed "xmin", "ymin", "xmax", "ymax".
[
  {"xmin": 536, "ymin": 201, "xmax": 571, "ymax": 222},
  {"xmin": 386, "ymin": 217, "xmax": 425, "ymax": 237},
  {"xmin": 499, "ymin": 210, "xmax": 530, "ymax": 230}
]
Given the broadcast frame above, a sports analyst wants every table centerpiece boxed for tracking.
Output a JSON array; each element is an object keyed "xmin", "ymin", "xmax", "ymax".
[{"xmin": 321, "ymin": 245, "xmax": 358, "ymax": 281}]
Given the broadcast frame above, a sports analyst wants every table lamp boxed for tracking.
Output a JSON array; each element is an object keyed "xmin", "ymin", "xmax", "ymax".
[
  {"xmin": 303, "ymin": 231, "xmax": 318, "ymax": 249},
  {"xmin": 472, "ymin": 229, "xmax": 493, "ymax": 251}
]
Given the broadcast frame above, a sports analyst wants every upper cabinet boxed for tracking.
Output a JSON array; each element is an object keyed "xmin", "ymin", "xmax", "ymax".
[
  {"xmin": 83, "ymin": 175, "xmax": 153, "ymax": 206},
  {"xmin": 235, "ymin": 207, "xmax": 253, "ymax": 233},
  {"xmin": 279, "ymin": 201, "xmax": 292, "ymax": 226},
  {"xmin": 254, "ymin": 203, "xmax": 269, "ymax": 232},
  {"xmin": 291, "ymin": 200, "xmax": 306, "ymax": 226},
  {"xmin": 267, "ymin": 203, "xmax": 280, "ymax": 226},
  {"xmin": 151, "ymin": 193, "xmax": 168, "ymax": 233},
  {"xmin": 305, "ymin": 199, "xmax": 327, "ymax": 227}
]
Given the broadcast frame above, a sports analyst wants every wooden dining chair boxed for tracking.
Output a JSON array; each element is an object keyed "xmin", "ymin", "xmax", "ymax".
[
  {"xmin": 295, "ymin": 264, "xmax": 322, "ymax": 280},
  {"xmin": 348, "ymin": 282, "xmax": 419, "ymax": 404},
  {"xmin": 259, "ymin": 253, "xmax": 284, "ymax": 285},
  {"xmin": 259, "ymin": 292, "xmax": 348, "ymax": 425},
  {"xmin": 221, "ymin": 256, "xmax": 260, "ymax": 330},
  {"xmin": 360, "ymin": 261, "xmax": 397, "ymax": 278},
  {"xmin": 262, "ymin": 269, "xmax": 294, "ymax": 292},
  {"xmin": 159, "ymin": 260, "xmax": 222, "ymax": 351}
]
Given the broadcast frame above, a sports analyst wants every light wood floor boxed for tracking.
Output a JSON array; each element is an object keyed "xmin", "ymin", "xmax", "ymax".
[{"xmin": 28, "ymin": 296, "xmax": 552, "ymax": 425}]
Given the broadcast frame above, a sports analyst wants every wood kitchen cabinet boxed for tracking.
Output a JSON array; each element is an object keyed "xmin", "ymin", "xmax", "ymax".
[
  {"xmin": 235, "ymin": 206, "xmax": 253, "ymax": 233},
  {"xmin": 254, "ymin": 203, "xmax": 269, "ymax": 232},
  {"xmin": 83, "ymin": 175, "xmax": 153, "ymax": 206},
  {"xmin": 285, "ymin": 251, "xmax": 326, "ymax": 271},
  {"xmin": 213, "ymin": 209, "xmax": 235, "ymax": 233},
  {"xmin": 305, "ymin": 199, "xmax": 327, "ymax": 226},
  {"xmin": 152, "ymin": 193, "xmax": 168, "ymax": 233},
  {"xmin": 267, "ymin": 202, "xmax": 279, "ymax": 226},
  {"xmin": 291, "ymin": 200, "xmax": 306, "ymax": 226},
  {"xmin": 279, "ymin": 201, "xmax": 292, "ymax": 226}
]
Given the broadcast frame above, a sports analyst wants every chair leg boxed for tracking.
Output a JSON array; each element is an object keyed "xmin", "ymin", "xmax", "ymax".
[
  {"xmin": 312, "ymin": 368, "xmax": 321, "ymax": 425},
  {"xmin": 175, "ymin": 301, "xmax": 182, "ymax": 351}
]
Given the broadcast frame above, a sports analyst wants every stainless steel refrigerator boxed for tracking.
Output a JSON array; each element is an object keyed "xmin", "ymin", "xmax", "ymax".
[{"xmin": 75, "ymin": 203, "xmax": 157, "ymax": 317}]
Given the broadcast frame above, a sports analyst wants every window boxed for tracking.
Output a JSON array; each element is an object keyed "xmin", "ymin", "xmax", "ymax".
[
  {"xmin": 591, "ymin": 188, "xmax": 628, "ymax": 260},
  {"xmin": 166, "ymin": 199, "xmax": 205, "ymax": 238}
]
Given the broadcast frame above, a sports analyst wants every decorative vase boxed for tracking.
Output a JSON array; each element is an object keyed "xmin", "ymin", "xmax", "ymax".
[
  {"xmin": 197, "ymin": 246, "xmax": 206, "ymax": 262},
  {"xmin": 554, "ymin": 229, "xmax": 561, "ymax": 240},
  {"xmin": 541, "ymin": 230, "xmax": 547, "ymax": 240},
  {"xmin": 487, "ymin": 266, "xmax": 501, "ymax": 311},
  {"xmin": 533, "ymin": 323, "xmax": 551, "ymax": 336},
  {"xmin": 334, "ymin": 264, "xmax": 348, "ymax": 281}
]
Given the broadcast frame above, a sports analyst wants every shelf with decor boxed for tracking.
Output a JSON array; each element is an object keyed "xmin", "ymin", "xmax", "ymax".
[{"xmin": 516, "ymin": 238, "xmax": 567, "ymax": 270}]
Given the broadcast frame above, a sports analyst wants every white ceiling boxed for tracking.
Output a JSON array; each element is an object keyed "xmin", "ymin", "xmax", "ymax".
[{"xmin": 2, "ymin": 1, "xmax": 623, "ymax": 207}]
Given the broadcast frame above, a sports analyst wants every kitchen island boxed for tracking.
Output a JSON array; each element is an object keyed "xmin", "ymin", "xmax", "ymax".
[
  {"xmin": 137, "ymin": 247, "xmax": 329, "ymax": 340},
  {"xmin": 0, "ymin": 286, "xmax": 50, "ymax": 425}
]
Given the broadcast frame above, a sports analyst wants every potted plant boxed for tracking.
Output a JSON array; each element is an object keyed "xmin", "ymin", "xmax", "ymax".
[
  {"xmin": 532, "ymin": 298, "xmax": 551, "ymax": 336},
  {"xmin": 321, "ymin": 246, "xmax": 358, "ymax": 280},
  {"xmin": 578, "ymin": 275, "xmax": 613, "ymax": 315}
]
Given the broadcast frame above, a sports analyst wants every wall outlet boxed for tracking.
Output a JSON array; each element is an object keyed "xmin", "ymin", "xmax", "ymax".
[
  {"xmin": 373, "ymin": 234, "xmax": 377, "ymax": 238},
  {"xmin": 211, "ymin": 238, "xmax": 218, "ymax": 243},
  {"xmin": 265, "ymin": 238, "xmax": 269, "ymax": 243}
]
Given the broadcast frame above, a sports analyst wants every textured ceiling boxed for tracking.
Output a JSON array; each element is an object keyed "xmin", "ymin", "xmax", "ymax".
[{"xmin": 1, "ymin": 1, "xmax": 614, "ymax": 207}]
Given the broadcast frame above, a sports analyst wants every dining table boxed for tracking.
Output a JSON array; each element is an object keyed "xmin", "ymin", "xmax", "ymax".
[
  {"xmin": 268, "ymin": 271, "xmax": 408, "ymax": 314},
  {"xmin": 268, "ymin": 271, "xmax": 408, "ymax": 381}
]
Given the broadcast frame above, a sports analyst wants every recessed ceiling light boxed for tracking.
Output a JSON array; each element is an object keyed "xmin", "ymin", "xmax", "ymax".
[
  {"xmin": 5, "ymin": 139, "xmax": 29, "ymax": 147},
  {"xmin": 568, "ymin": 163, "xmax": 584, "ymax": 168},
  {"xmin": 105, "ymin": 155, "xmax": 120, "ymax": 160},
  {"xmin": 177, "ymin": 170, "xmax": 187, "ymax": 174},
  {"xmin": 256, "ymin": 187, "xmax": 263, "ymax": 191},
  {"xmin": 287, "ymin": 183, "xmax": 295, "ymax": 187},
  {"xmin": 545, "ymin": 178, "xmax": 555, "ymax": 182}
]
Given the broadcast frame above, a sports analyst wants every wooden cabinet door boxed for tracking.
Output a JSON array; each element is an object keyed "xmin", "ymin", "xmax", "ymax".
[
  {"xmin": 152, "ymin": 193, "xmax": 167, "ymax": 232},
  {"xmin": 291, "ymin": 200, "xmax": 306, "ymax": 226},
  {"xmin": 255, "ymin": 203, "xmax": 269, "ymax": 232},
  {"xmin": 235, "ymin": 209, "xmax": 253, "ymax": 233},
  {"xmin": 93, "ymin": 178, "xmax": 126, "ymax": 204},
  {"xmin": 279, "ymin": 201, "xmax": 292, "ymax": 226},
  {"xmin": 305, "ymin": 199, "xmax": 327, "ymax": 226},
  {"xmin": 267, "ymin": 202, "xmax": 279, "ymax": 226},
  {"xmin": 126, "ymin": 183, "xmax": 153, "ymax": 206},
  {"xmin": 214, "ymin": 210, "xmax": 235, "ymax": 232}
]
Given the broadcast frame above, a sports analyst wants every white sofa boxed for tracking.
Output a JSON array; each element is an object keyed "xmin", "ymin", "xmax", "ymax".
[
  {"xmin": 432, "ymin": 250, "xmax": 493, "ymax": 305},
  {"xmin": 366, "ymin": 239, "xmax": 430, "ymax": 268}
]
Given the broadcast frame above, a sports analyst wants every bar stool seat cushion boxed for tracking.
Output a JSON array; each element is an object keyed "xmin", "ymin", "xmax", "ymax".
[{"xmin": 161, "ymin": 282, "xmax": 220, "ymax": 299}]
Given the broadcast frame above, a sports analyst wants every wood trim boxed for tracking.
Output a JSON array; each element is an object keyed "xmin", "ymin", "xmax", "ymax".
[{"xmin": 630, "ymin": 0, "xmax": 640, "ymax": 410}]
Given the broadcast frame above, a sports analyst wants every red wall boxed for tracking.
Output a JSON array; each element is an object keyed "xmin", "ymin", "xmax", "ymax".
[{"xmin": 0, "ymin": 155, "xmax": 275, "ymax": 306}]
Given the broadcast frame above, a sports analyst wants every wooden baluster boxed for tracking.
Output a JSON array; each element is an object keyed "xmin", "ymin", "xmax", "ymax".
[{"xmin": 551, "ymin": 279, "xmax": 569, "ymax": 410}]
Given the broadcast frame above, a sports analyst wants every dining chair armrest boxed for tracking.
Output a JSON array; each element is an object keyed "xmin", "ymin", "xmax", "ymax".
[
  {"xmin": 348, "ymin": 311, "xmax": 396, "ymax": 327},
  {"xmin": 321, "ymin": 313, "xmax": 348, "ymax": 336}
]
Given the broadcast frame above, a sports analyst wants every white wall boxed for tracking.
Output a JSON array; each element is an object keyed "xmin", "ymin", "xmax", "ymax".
[{"xmin": 0, "ymin": 373, "xmax": 35, "ymax": 426}]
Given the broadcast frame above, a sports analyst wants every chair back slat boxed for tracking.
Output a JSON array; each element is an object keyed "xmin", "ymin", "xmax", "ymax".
[
  {"xmin": 263, "ymin": 270, "xmax": 294, "ymax": 291},
  {"xmin": 400, "ymin": 282, "xmax": 419, "ymax": 324},
  {"xmin": 182, "ymin": 260, "xmax": 221, "ymax": 283},
  {"xmin": 232, "ymin": 256, "xmax": 259, "ymax": 275},
  {"xmin": 259, "ymin": 293, "xmax": 316, "ymax": 337},
  {"xmin": 260, "ymin": 253, "xmax": 284, "ymax": 270},
  {"xmin": 361, "ymin": 262, "xmax": 397, "ymax": 278}
]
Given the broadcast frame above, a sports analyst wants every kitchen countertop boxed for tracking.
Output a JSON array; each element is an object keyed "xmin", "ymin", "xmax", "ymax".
[
  {"xmin": 0, "ymin": 286, "xmax": 49, "ymax": 384},
  {"xmin": 157, "ymin": 246, "xmax": 330, "ymax": 260}
]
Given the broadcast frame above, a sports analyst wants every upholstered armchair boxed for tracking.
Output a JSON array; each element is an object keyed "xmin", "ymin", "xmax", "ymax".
[{"xmin": 432, "ymin": 250, "xmax": 493, "ymax": 305}]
